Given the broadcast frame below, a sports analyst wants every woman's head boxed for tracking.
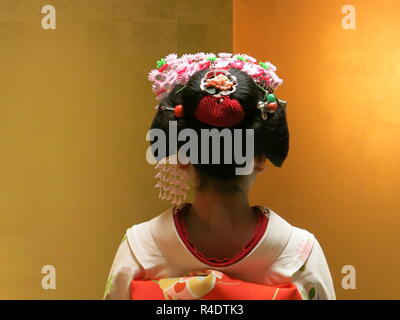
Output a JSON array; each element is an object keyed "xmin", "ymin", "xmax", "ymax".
[{"xmin": 149, "ymin": 63, "xmax": 289, "ymax": 196}]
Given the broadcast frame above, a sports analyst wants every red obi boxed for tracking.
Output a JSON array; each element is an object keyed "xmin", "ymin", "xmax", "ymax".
[{"xmin": 131, "ymin": 269, "xmax": 302, "ymax": 300}]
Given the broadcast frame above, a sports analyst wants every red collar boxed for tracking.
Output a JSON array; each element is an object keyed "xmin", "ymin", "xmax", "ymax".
[{"xmin": 173, "ymin": 203, "xmax": 268, "ymax": 267}]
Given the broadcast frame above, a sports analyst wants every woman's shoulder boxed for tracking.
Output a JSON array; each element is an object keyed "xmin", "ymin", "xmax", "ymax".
[
  {"xmin": 125, "ymin": 205, "xmax": 177, "ymax": 233},
  {"xmin": 257, "ymin": 205, "xmax": 318, "ymax": 269},
  {"xmin": 258, "ymin": 206, "xmax": 334, "ymax": 292},
  {"xmin": 124, "ymin": 205, "xmax": 177, "ymax": 259},
  {"xmin": 104, "ymin": 206, "xmax": 177, "ymax": 300},
  {"xmin": 257, "ymin": 205, "xmax": 316, "ymax": 238},
  {"xmin": 261, "ymin": 207, "xmax": 335, "ymax": 299},
  {"xmin": 125, "ymin": 203, "xmax": 191, "ymax": 238}
]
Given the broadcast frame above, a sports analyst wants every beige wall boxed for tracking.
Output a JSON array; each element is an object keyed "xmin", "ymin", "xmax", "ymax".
[
  {"xmin": 235, "ymin": 0, "xmax": 400, "ymax": 299},
  {"xmin": 0, "ymin": 0, "xmax": 232, "ymax": 299}
]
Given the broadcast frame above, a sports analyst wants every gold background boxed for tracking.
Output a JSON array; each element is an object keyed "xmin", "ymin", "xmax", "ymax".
[
  {"xmin": 0, "ymin": 0, "xmax": 232, "ymax": 299},
  {"xmin": 1, "ymin": 0, "xmax": 399, "ymax": 300},
  {"xmin": 235, "ymin": 0, "xmax": 400, "ymax": 299}
]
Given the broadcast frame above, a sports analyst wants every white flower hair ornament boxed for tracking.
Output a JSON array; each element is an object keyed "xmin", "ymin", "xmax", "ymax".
[{"xmin": 148, "ymin": 52, "xmax": 286, "ymax": 205}]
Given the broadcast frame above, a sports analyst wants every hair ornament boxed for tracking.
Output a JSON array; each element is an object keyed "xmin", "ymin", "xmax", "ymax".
[
  {"xmin": 199, "ymin": 69, "xmax": 238, "ymax": 96},
  {"xmin": 173, "ymin": 104, "xmax": 184, "ymax": 118},
  {"xmin": 149, "ymin": 52, "xmax": 286, "ymax": 205},
  {"xmin": 148, "ymin": 52, "xmax": 283, "ymax": 102},
  {"xmin": 254, "ymin": 82, "xmax": 284, "ymax": 120},
  {"xmin": 158, "ymin": 104, "xmax": 185, "ymax": 118},
  {"xmin": 154, "ymin": 154, "xmax": 193, "ymax": 206}
]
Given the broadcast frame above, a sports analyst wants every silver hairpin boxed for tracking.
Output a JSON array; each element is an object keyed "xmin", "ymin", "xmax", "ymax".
[
  {"xmin": 257, "ymin": 100, "xmax": 269, "ymax": 120},
  {"xmin": 158, "ymin": 105, "xmax": 175, "ymax": 111}
]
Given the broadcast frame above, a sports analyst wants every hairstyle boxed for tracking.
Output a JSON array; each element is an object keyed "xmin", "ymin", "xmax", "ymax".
[{"xmin": 149, "ymin": 67, "xmax": 289, "ymax": 192}]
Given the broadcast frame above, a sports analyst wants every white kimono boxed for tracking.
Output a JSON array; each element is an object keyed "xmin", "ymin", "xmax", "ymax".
[{"xmin": 103, "ymin": 204, "xmax": 336, "ymax": 300}]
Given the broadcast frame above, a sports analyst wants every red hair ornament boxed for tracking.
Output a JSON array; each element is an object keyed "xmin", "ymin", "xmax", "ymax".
[
  {"xmin": 157, "ymin": 104, "xmax": 185, "ymax": 118},
  {"xmin": 195, "ymin": 69, "xmax": 245, "ymax": 127},
  {"xmin": 195, "ymin": 96, "xmax": 245, "ymax": 127}
]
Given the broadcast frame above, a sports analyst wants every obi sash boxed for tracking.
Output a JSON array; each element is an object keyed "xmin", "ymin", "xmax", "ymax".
[{"xmin": 130, "ymin": 269, "xmax": 303, "ymax": 300}]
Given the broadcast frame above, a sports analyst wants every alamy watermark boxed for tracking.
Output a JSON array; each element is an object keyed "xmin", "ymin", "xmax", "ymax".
[
  {"xmin": 341, "ymin": 5, "xmax": 356, "ymax": 30},
  {"xmin": 41, "ymin": 265, "xmax": 56, "ymax": 290},
  {"xmin": 145, "ymin": 121, "xmax": 255, "ymax": 175},
  {"xmin": 341, "ymin": 264, "xmax": 356, "ymax": 290}
]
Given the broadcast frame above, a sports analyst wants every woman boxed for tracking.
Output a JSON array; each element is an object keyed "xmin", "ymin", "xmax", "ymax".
[{"xmin": 104, "ymin": 53, "xmax": 336, "ymax": 300}]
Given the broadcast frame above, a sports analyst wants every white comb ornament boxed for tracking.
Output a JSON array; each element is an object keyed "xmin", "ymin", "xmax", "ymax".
[{"xmin": 153, "ymin": 155, "xmax": 193, "ymax": 206}]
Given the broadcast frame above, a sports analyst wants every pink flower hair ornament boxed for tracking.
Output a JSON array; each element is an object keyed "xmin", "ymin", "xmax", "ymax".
[{"xmin": 148, "ymin": 52, "xmax": 283, "ymax": 102}]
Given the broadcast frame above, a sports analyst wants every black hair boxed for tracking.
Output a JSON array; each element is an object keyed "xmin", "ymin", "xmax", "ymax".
[{"xmin": 149, "ymin": 67, "xmax": 289, "ymax": 192}]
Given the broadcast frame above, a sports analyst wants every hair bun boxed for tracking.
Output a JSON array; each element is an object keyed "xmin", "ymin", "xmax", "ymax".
[{"xmin": 194, "ymin": 95, "xmax": 245, "ymax": 127}]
